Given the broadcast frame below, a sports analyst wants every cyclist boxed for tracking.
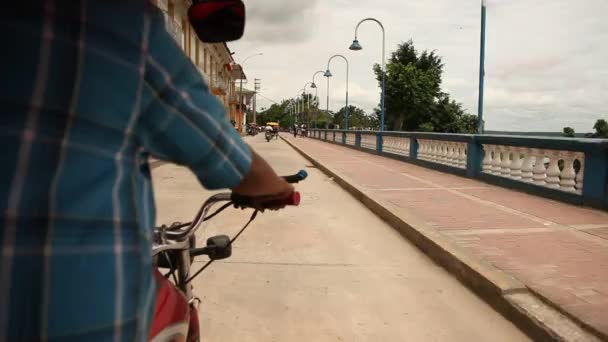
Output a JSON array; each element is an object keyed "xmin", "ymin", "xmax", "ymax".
[{"xmin": 0, "ymin": 1, "xmax": 291, "ymax": 341}]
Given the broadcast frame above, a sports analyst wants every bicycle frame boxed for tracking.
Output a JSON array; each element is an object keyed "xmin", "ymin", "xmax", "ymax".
[
  {"xmin": 148, "ymin": 171, "xmax": 306, "ymax": 341},
  {"xmin": 150, "ymin": 193, "xmax": 231, "ymax": 342}
]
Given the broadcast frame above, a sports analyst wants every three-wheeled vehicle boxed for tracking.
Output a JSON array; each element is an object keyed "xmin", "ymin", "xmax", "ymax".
[{"xmin": 265, "ymin": 122, "xmax": 280, "ymax": 142}]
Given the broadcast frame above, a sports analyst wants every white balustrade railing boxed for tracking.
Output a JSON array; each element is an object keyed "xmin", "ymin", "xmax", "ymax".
[
  {"xmin": 345, "ymin": 133, "xmax": 356, "ymax": 146},
  {"xmin": 360, "ymin": 134, "xmax": 377, "ymax": 150},
  {"xmin": 305, "ymin": 129, "xmax": 608, "ymax": 208},
  {"xmin": 418, "ymin": 139, "xmax": 467, "ymax": 169},
  {"xmin": 482, "ymin": 145, "xmax": 585, "ymax": 194},
  {"xmin": 383, "ymin": 136, "xmax": 410, "ymax": 156}
]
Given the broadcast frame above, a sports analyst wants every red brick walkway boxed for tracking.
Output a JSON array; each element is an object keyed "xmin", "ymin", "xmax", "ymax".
[{"xmin": 284, "ymin": 135, "xmax": 608, "ymax": 337}]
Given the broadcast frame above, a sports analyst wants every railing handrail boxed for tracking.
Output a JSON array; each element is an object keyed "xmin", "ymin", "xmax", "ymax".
[
  {"xmin": 308, "ymin": 129, "xmax": 608, "ymax": 152},
  {"xmin": 307, "ymin": 128, "xmax": 608, "ymax": 210}
]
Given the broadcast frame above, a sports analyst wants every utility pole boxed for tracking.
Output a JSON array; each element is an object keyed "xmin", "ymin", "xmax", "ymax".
[
  {"xmin": 477, "ymin": 0, "xmax": 487, "ymax": 134},
  {"xmin": 253, "ymin": 78, "xmax": 261, "ymax": 124}
]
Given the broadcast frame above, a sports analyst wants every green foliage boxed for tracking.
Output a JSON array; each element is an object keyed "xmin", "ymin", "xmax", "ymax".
[
  {"xmin": 256, "ymin": 100, "xmax": 293, "ymax": 128},
  {"xmin": 563, "ymin": 127, "xmax": 575, "ymax": 138},
  {"xmin": 373, "ymin": 40, "xmax": 476, "ymax": 133},
  {"xmin": 256, "ymin": 93, "xmax": 327, "ymax": 128},
  {"xmin": 594, "ymin": 119, "xmax": 608, "ymax": 138},
  {"xmin": 333, "ymin": 105, "xmax": 378, "ymax": 130}
]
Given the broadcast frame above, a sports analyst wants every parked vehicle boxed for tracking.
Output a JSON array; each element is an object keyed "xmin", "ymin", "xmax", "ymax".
[{"xmin": 247, "ymin": 123, "xmax": 258, "ymax": 136}]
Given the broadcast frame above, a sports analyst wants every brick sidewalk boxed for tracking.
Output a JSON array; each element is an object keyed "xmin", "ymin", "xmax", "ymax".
[{"xmin": 284, "ymin": 135, "xmax": 608, "ymax": 338}]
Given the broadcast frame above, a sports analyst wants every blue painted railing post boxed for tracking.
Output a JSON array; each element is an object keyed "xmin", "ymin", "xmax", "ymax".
[
  {"xmin": 355, "ymin": 132, "xmax": 362, "ymax": 148},
  {"xmin": 376, "ymin": 132, "xmax": 383, "ymax": 153},
  {"xmin": 324, "ymin": 130, "xmax": 327, "ymax": 141},
  {"xmin": 332, "ymin": 131, "xmax": 336, "ymax": 142},
  {"xmin": 342, "ymin": 131, "xmax": 347, "ymax": 145},
  {"xmin": 582, "ymin": 146, "xmax": 608, "ymax": 209},
  {"xmin": 466, "ymin": 136, "xmax": 483, "ymax": 178},
  {"xmin": 409, "ymin": 136, "xmax": 418, "ymax": 160}
]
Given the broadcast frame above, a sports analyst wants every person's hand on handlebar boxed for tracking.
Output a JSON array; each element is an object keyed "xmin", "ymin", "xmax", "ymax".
[{"xmin": 231, "ymin": 149, "xmax": 294, "ymax": 210}]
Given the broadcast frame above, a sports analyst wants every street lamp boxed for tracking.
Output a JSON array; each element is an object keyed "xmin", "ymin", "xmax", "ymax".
[
  {"xmin": 303, "ymin": 82, "xmax": 314, "ymax": 124},
  {"xmin": 311, "ymin": 70, "xmax": 325, "ymax": 128},
  {"xmin": 238, "ymin": 52, "xmax": 263, "ymax": 126},
  {"xmin": 350, "ymin": 18, "xmax": 385, "ymax": 131},
  {"xmin": 311, "ymin": 70, "xmax": 325, "ymax": 90},
  {"xmin": 295, "ymin": 91, "xmax": 303, "ymax": 124},
  {"xmin": 325, "ymin": 54, "xmax": 349, "ymax": 130},
  {"xmin": 477, "ymin": 0, "xmax": 487, "ymax": 134},
  {"xmin": 297, "ymin": 88, "xmax": 308, "ymax": 124}
]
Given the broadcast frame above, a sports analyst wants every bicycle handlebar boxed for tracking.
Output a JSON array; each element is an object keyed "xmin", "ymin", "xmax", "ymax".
[
  {"xmin": 231, "ymin": 170, "xmax": 307, "ymax": 210},
  {"xmin": 283, "ymin": 170, "xmax": 308, "ymax": 184},
  {"xmin": 153, "ymin": 170, "xmax": 308, "ymax": 254}
]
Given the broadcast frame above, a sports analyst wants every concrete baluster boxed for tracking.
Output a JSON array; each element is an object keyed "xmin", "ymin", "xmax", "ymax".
[
  {"xmin": 532, "ymin": 149, "xmax": 548, "ymax": 185},
  {"xmin": 445, "ymin": 143, "xmax": 455, "ymax": 166},
  {"xmin": 559, "ymin": 151, "xmax": 577, "ymax": 192},
  {"xmin": 575, "ymin": 155, "xmax": 585, "ymax": 193},
  {"xmin": 418, "ymin": 140, "xmax": 427, "ymax": 160},
  {"xmin": 426, "ymin": 140, "xmax": 437, "ymax": 161},
  {"xmin": 440, "ymin": 142, "xmax": 448, "ymax": 164},
  {"xmin": 500, "ymin": 146, "xmax": 512, "ymax": 177},
  {"xmin": 428, "ymin": 141, "xmax": 436, "ymax": 161},
  {"xmin": 510, "ymin": 147, "xmax": 524, "ymax": 180},
  {"xmin": 458, "ymin": 144, "xmax": 467, "ymax": 168},
  {"xmin": 451, "ymin": 143, "xmax": 459, "ymax": 167},
  {"xmin": 482, "ymin": 145, "xmax": 494, "ymax": 173},
  {"xmin": 434, "ymin": 141, "xmax": 442, "ymax": 162},
  {"xmin": 423, "ymin": 140, "xmax": 430, "ymax": 160},
  {"xmin": 521, "ymin": 150, "xmax": 535, "ymax": 182},
  {"xmin": 492, "ymin": 146, "xmax": 503, "ymax": 174},
  {"xmin": 545, "ymin": 150, "xmax": 561, "ymax": 188}
]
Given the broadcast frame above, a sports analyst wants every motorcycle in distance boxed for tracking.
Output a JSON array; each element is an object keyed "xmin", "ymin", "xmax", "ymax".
[
  {"xmin": 265, "ymin": 129, "xmax": 274, "ymax": 142},
  {"xmin": 150, "ymin": 170, "xmax": 308, "ymax": 341},
  {"xmin": 247, "ymin": 123, "xmax": 258, "ymax": 136},
  {"xmin": 265, "ymin": 122, "xmax": 280, "ymax": 142},
  {"xmin": 300, "ymin": 124, "xmax": 308, "ymax": 138}
]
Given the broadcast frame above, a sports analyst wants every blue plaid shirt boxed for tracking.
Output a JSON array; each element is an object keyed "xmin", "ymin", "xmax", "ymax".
[{"xmin": 0, "ymin": 2, "xmax": 252, "ymax": 341}]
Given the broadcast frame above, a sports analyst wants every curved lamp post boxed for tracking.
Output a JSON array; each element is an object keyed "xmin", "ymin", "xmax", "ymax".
[
  {"xmin": 310, "ymin": 71, "xmax": 325, "ymax": 128},
  {"xmin": 295, "ymin": 90, "xmax": 305, "ymax": 124},
  {"xmin": 477, "ymin": 0, "xmax": 487, "ymax": 134},
  {"xmin": 325, "ymin": 54, "xmax": 349, "ymax": 130},
  {"xmin": 350, "ymin": 18, "xmax": 385, "ymax": 131},
  {"xmin": 303, "ymin": 82, "xmax": 314, "ymax": 124}
]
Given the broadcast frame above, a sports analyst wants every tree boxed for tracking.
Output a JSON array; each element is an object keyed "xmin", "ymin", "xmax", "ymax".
[
  {"xmin": 563, "ymin": 127, "xmax": 575, "ymax": 138},
  {"xmin": 373, "ymin": 40, "xmax": 474, "ymax": 133},
  {"xmin": 593, "ymin": 119, "xmax": 608, "ymax": 138},
  {"xmin": 256, "ymin": 100, "xmax": 294, "ymax": 128},
  {"xmin": 333, "ymin": 105, "xmax": 377, "ymax": 130}
]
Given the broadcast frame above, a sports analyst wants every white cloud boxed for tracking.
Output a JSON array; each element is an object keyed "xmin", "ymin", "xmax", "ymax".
[{"xmin": 231, "ymin": 0, "xmax": 608, "ymax": 132}]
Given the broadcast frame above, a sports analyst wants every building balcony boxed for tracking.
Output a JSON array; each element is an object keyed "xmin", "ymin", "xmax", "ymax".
[{"xmin": 209, "ymin": 76, "xmax": 228, "ymax": 95}]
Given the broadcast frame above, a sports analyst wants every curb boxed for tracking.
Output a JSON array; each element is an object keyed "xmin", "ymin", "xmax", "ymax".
[{"xmin": 282, "ymin": 136, "xmax": 603, "ymax": 342}]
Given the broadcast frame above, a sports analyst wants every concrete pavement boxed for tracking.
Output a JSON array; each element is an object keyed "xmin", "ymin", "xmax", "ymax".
[
  {"xmin": 282, "ymin": 134, "xmax": 608, "ymax": 341},
  {"xmin": 152, "ymin": 135, "xmax": 529, "ymax": 342}
]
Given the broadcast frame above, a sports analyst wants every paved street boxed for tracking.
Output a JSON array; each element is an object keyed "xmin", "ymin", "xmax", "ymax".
[
  {"xmin": 152, "ymin": 134, "xmax": 528, "ymax": 342},
  {"xmin": 283, "ymin": 134, "xmax": 608, "ymax": 340}
]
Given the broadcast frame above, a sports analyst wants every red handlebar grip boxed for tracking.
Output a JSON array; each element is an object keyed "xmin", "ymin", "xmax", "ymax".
[{"xmin": 287, "ymin": 192, "xmax": 301, "ymax": 206}]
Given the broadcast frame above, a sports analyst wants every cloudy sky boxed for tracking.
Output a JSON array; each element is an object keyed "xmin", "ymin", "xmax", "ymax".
[{"xmin": 229, "ymin": 0, "xmax": 608, "ymax": 132}]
